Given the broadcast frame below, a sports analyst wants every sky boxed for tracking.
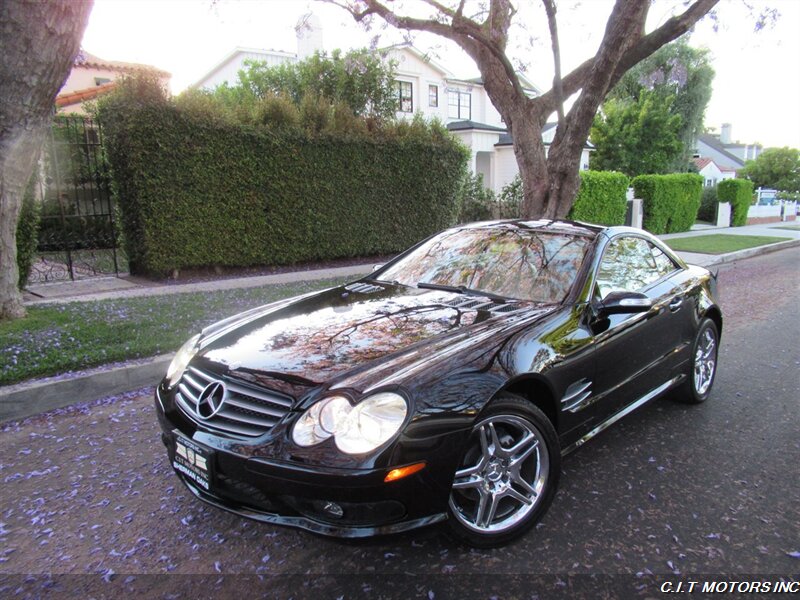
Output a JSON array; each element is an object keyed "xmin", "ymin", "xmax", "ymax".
[{"xmin": 80, "ymin": 0, "xmax": 800, "ymax": 149}]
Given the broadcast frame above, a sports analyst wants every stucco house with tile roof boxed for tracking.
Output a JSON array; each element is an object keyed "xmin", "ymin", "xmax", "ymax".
[
  {"xmin": 56, "ymin": 50, "xmax": 171, "ymax": 115},
  {"xmin": 692, "ymin": 157, "xmax": 737, "ymax": 187}
]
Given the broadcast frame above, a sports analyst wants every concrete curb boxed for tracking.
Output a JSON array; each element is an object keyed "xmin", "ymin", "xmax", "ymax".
[
  {"xmin": 3, "ymin": 239, "xmax": 798, "ymax": 423},
  {"xmin": 0, "ymin": 355, "xmax": 170, "ymax": 423}
]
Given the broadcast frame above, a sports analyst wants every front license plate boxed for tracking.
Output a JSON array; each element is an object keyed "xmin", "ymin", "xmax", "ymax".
[{"xmin": 173, "ymin": 435, "xmax": 212, "ymax": 491}]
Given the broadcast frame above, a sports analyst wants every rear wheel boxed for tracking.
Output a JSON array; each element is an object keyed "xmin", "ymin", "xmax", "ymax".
[
  {"xmin": 675, "ymin": 318, "xmax": 719, "ymax": 404},
  {"xmin": 446, "ymin": 395, "xmax": 559, "ymax": 547}
]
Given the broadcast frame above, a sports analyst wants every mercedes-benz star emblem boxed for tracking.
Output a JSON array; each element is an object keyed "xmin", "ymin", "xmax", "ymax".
[{"xmin": 195, "ymin": 381, "xmax": 226, "ymax": 420}]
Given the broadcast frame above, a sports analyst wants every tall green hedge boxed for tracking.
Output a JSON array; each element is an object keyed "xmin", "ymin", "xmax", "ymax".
[
  {"xmin": 100, "ymin": 104, "xmax": 468, "ymax": 276},
  {"xmin": 16, "ymin": 173, "xmax": 41, "ymax": 288},
  {"xmin": 717, "ymin": 179, "xmax": 753, "ymax": 227},
  {"xmin": 632, "ymin": 173, "xmax": 702, "ymax": 234},
  {"xmin": 568, "ymin": 170, "xmax": 629, "ymax": 225}
]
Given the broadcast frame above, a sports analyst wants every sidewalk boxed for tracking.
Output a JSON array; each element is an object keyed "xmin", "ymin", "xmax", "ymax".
[{"xmin": 4, "ymin": 220, "xmax": 799, "ymax": 423}]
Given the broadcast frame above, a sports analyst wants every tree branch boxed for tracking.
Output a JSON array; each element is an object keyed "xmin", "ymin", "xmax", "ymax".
[
  {"xmin": 537, "ymin": 0, "xmax": 719, "ymax": 114},
  {"xmin": 324, "ymin": 0, "xmax": 528, "ymax": 101},
  {"xmin": 542, "ymin": 0, "xmax": 564, "ymax": 125}
]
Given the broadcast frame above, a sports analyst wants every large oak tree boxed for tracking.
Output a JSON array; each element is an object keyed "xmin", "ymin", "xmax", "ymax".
[
  {"xmin": 0, "ymin": 0, "xmax": 94, "ymax": 320},
  {"xmin": 326, "ymin": 0, "xmax": 718, "ymax": 219}
]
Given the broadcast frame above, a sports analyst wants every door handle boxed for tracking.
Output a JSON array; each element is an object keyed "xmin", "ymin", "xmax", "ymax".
[{"xmin": 669, "ymin": 297, "xmax": 683, "ymax": 312}]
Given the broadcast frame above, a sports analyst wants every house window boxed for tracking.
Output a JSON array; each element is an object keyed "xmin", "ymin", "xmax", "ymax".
[
  {"xmin": 428, "ymin": 85, "xmax": 438, "ymax": 107},
  {"xmin": 94, "ymin": 77, "xmax": 112, "ymax": 86},
  {"xmin": 396, "ymin": 81, "xmax": 413, "ymax": 113},
  {"xmin": 448, "ymin": 90, "xmax": 471, "ymax": 120}
]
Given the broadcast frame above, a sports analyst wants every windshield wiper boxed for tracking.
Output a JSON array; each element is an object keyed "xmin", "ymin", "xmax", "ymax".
[{"xmin": 416, "ymin": 281, "xmax": 508, "ymax": 303}]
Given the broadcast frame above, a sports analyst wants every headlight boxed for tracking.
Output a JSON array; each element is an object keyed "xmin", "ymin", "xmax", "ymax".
[
  {"xmin": 292, "ymin": 392, "xmax": 408, "ymax": 455},
  {"xmin": 165, "ymin": 334, "xmax": 200, "ymax": 387}
]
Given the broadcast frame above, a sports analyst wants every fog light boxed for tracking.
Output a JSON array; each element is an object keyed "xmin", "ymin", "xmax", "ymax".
[{"xmin": 322, "ymin": 501, "xmax": 344, "ymax": 519}]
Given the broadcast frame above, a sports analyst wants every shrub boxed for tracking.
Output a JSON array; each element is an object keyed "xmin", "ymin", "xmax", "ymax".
[
  {"xmin": 632, "ymin": 173, "xmax": 702, "ymax": 234},
  {"xmin": 568, "ymin": 171, "xmax": 629, "ymax": 225},
  {"xmin": 496, "ymin": 176, "xmax": 522, "ymax": 219},
  {"xmin": 698, "ymin": 185, "xmax": 718, "ymax": 223},
  {"xmin": 16, "ymin": 173, "xmax": 41, "ymax": 288},
  {"xmin": 99, "ymin": 102, "xmax": 468, "ymax": 276},
  {"xmin": 717, "ymin": 178, "xmax": 753, "ymax": 227},
  {"xmin": 457, "ymin": 172, "xmax": 495, "ymax": 223}
]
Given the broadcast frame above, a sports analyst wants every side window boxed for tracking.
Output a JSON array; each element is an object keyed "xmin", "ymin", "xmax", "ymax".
[{"xmin": 595, "ymin": 237, "xmax": 667, "ymax": 299}]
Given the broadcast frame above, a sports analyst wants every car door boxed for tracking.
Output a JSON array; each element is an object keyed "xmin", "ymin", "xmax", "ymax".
[{"xmin": 587, "ymin": 235, "xmax": 687, "ymax": 422}]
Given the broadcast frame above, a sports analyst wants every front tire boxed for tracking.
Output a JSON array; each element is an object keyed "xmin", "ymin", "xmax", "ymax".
[
  {"xmin": 446, "ymin": 395, "xmax": 560, "ymax": 547},
  {"xmin": 675, "ymin": 318, "xmax": 719, "ymax": 404}
]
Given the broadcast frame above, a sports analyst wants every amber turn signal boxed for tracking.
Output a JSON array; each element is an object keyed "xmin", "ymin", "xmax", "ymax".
[{"xmin": 384, "ymin": 462, "xmax": 426, "ymax": 483}]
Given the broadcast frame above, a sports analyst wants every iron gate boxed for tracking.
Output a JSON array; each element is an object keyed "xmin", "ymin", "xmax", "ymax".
[{"xmin": 29, "ymin": 115, "xmax": 123, "ymax": 284}]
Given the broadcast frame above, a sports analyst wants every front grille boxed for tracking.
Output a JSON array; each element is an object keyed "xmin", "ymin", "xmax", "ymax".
[{"xmin": 175, "ymin": 366, "xmax": 293, "ymax": 437}]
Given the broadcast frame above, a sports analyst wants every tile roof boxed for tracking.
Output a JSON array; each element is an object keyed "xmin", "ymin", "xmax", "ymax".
[
  {"xmin": 692, "ymin": 157, "xmax": 713, "ymax": 170},
  {"xmin": 75, "ymin": 50, "xmax": 170, "ymax": 77},
  {"xmin": 56, "ymin": 82, "xmax": 117, "ymax": 107}
]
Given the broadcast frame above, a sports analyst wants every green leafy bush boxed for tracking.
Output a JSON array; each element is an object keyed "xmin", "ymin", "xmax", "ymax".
[
  {"xmin": 99, "ymin": 100, "xmax": 468, "ymax": 276},
  {"xmin": 632, "ymin": 173, "xmax": 702, "ymax": 234},
  {"xmin": 717, "ymin": 178, "xmax": 753, "ymax": 227},
  {"xmin": 457, "ymin": 172, "xmax": 495, "ymax": 223},
  {"xmin": 496, "ymin": 176, "xmax": 522, "ymax": 219},
  {"xmin": 698, "ymin": 185, "xmax": 718, "ymax": 223},
  {"xmin": 568, "ymin": 171, "xmax": 629, "ymax": 225},
  {"xmin": 16, "ymin": 174, "xmax": 41, "ymax": 288}
]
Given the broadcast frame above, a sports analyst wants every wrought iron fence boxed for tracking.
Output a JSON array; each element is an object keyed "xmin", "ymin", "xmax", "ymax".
[{"xmin": 29, "ymin": 115, "xmax": 124, "ymax": 284}]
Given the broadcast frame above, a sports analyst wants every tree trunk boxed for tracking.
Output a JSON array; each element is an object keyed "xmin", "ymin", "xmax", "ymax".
[{"xmin": 0, "ymin": 0, "xmax": 93, "ymax": 320}]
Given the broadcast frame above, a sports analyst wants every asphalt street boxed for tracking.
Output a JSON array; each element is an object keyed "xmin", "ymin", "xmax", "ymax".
[{"xmin": 1, "ymin": 247, "xmax": 798, "ymax": 599}]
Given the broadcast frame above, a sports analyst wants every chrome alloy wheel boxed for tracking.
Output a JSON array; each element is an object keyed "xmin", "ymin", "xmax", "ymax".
[
  {"xmin": 448, "ymin": 414, "xmax": 549, "ymax": 534},
  {"xmin": 693, "ymin": 327, "xmax": 717, "ymax": 395}
]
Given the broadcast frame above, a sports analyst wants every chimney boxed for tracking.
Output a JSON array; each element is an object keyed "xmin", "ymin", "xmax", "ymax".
[
  {"xmin": 296, "ymin": 12, "xmax": 323, "ymax": 59},
  {"xmin": 720, "ymin": 123, "xmax": 732, "ymax": 145}
]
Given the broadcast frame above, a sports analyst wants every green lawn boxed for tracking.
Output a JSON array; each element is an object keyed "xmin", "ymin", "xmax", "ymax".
[
  {"xmin": 665, "ymin": 234, "xmax": 792, "ymax": 255},
  {"xmin": 0, "ymin": 277, "xmax": 348, "ymax": 386}
]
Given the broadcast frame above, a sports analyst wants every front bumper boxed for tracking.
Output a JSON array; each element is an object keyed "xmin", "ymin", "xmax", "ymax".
[{"xmin": 155, "ymin": 386, "xmax": 453, "ymax": 537}]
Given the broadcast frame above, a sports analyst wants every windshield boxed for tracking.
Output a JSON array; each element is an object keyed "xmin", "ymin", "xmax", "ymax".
[{"xmin": 378, "ymin": 227, "xmax": 591, "ymax": 303}]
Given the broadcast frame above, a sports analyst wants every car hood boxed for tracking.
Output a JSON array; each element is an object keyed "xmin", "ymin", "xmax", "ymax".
[{"xmin": 195, "ymin": 283, "xmax": 553, "ymax": 395}]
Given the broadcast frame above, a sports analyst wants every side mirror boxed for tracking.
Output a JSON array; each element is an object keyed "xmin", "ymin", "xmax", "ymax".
[
  {"xmin": 596, "ymin": 291, "xmax": 652, "ymax": 317},
  {"xmin": 372, "ymin": 264, "xmax": 384, "ymax": 272}
]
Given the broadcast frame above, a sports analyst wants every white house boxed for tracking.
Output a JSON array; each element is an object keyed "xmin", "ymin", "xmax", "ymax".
[
  {"xmin": 193, "ymin": 14, "xmax": 593, "ymax": 194},
  {"xmin": 386, "ymin": 44, "xmax": 593, "ymax": 194},
  {"xmin": 692, "ymin": 157, "xmax": 737, "ymax": 187}
]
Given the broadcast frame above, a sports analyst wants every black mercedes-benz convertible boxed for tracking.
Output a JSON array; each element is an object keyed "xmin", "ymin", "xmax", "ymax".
[{"xmin": 155, "ymin": 220, "xmax": 721, "ymax": 546}]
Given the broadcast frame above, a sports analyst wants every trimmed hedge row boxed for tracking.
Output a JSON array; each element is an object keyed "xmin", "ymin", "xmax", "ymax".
[
  {"xmin": 101, "ymin": 105, "xmax": 468, "ymax": 276},
  {"xmin": 632, "ymin": 173, "xmax": 702, "ymax": 234},
  {"xmin": 717, "ymin": 178, "xmax": 753, "ymax": 226},
  {"xmin": 568, "ymin": 170, "xmax": 629, "ymax": 225}
]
